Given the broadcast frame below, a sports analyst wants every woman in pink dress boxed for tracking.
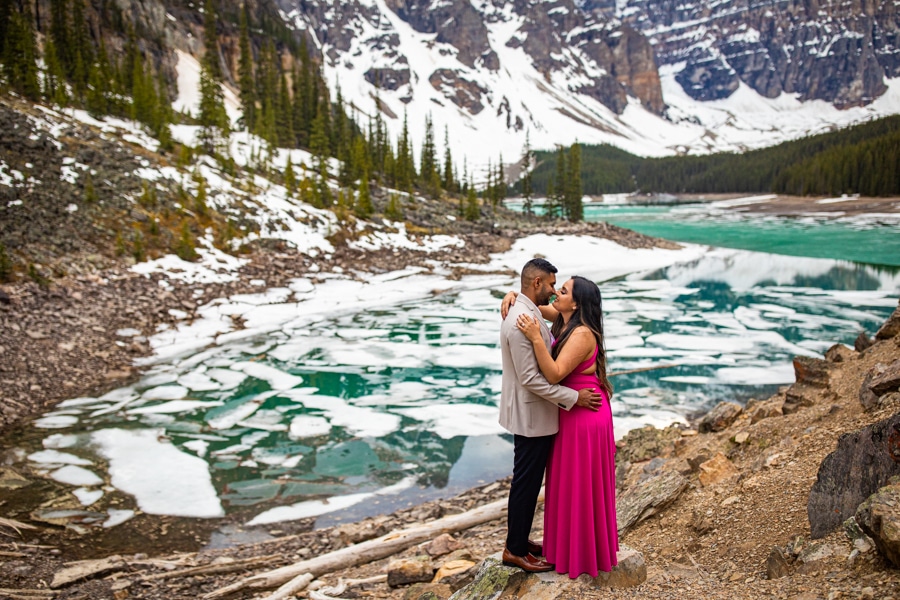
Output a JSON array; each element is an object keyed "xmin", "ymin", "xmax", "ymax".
[{"xmin": 507, "ymin": 275, "xmax": 618, "ymax": 578}]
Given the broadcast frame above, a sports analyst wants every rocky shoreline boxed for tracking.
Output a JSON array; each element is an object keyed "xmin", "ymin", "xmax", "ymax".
[{"xmin": 2, "ymin": 290, "xmax": 898, "ymax": 599}]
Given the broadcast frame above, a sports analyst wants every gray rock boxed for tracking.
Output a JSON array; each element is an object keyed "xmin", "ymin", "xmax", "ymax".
[
  {"xmin": 807, "ymin": 411, "xmax": 900, "ymax": 538},
  {"xmin": 615, "ymin": 424, "xmax": 682, "ymax": 466},
  {"xmin": 617, "ymin": 470, "xmax": 688, "ymax": 536},
  {"xmin": 855, "ymin": 479, "xmax": 900, "ymax": 567},
  {"xmin": 698, "ymin": 401, "xmax": 743, "ymax": 433},
  {"xmin": 859, "ymin": 361, "xmax": 900, "ymax": 411},
  {"xmin": 859, "ymin": 368, "xmax": 883, "ymax": 411},
  {"xmin": 869, "ymin": 359, "xmax": 900, "ymax": 396}
]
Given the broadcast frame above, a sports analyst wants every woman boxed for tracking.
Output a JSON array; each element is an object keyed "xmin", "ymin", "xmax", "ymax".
[{"xmin": 502, "ymin": 275, "xmax": 618, "ymax": 578}]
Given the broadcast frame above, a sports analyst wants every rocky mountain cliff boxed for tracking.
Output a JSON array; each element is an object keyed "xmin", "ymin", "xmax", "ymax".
[
  {"xmin": 269, "ymin": 0, "xmax": 899, "ymax": 165},
  {"xmin": 587, "ymin": 0, "xmax": 899, "ymax": 108}
]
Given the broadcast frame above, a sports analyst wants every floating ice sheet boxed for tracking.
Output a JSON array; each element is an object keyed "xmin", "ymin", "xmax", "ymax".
[{"xmin": 93, "ymin": 429, "xmax": 223, "ymax": 518}]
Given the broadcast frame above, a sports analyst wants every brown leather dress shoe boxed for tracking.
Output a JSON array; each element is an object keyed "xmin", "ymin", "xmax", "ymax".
[
  {"xmin": 527, "ymin": 539, "xmax": 543, "ymax": 556},
  {"xmin": 502, "ymin": 547, "xmax": 553, "ymax": 572}
]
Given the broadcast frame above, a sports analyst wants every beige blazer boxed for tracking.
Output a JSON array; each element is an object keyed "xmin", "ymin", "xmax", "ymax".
[{"xmin": 498, "ymin": 294, "xmax": 578, "ymax": 437}]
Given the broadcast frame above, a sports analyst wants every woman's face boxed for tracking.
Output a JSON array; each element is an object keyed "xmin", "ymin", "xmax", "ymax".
[{"xmin": 552, "ymin": 279, "xmax": 577, "ymax": 315}]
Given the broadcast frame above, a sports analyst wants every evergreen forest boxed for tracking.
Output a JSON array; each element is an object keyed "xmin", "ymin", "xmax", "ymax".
[
  {"xmin": 523, "ymin": 116, "xmax": 900, "ymax": 197},
  {"xmin": 0, "ymin": 0, "xmax": 520, "ymax": 223}
]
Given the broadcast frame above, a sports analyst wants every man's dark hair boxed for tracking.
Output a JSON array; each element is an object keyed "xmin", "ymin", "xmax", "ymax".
[{"xmin": 520, "ymin": 258, "xmax": 557, "ymax": 288}]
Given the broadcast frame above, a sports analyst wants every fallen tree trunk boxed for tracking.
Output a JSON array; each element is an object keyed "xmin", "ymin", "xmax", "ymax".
[{"xmin": 204, "ymin": 497, "xmax": 507, "ymax": 599}]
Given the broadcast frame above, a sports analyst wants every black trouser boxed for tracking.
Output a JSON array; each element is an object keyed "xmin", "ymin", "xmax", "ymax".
[{"xmin": 506, "ymin": 433, "xmax": 554, "ymax": 557}]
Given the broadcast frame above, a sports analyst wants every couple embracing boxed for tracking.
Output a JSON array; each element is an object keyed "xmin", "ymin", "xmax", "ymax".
[{"xmin": 498, "ymin": 258, "xmax": 618, "ymax": 579}]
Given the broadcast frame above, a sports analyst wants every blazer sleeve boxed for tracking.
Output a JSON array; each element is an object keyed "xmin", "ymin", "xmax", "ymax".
[{"xmin": 506, "ymin": 325, "xmax": 579, "ymax": 411}]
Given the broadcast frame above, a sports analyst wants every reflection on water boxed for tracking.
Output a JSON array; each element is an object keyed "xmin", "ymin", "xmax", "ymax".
[{"xmin": 17, "ymin": 247, "xmax": 900, "ymax": 531}]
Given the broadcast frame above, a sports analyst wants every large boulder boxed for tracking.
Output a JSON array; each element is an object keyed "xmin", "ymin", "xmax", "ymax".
[
  {"xmin": 445, "ymin": 547, "xmax": 646, "ymax": 599},
  {"xmin": 855, "ymin": 478, "xmax": 900, "ymax": 567},
  {"xmin": 698, "ymin": 401, "xmax": 743, "ymax": 433},
  {"xmin": 617, "ymin": 470, "xmax": 688, "ymax": 536},
  {"xmin": 807, "ymin": 411, "xmax": 900, "ymax": 538},
  {"xmin": 876, "ymin": 302, "xmax": 900, "ymax": 340}
]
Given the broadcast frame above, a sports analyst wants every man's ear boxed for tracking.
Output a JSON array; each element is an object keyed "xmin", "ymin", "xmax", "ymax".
[{"xmin": 531, "ymin": 276, "xmax": 542, "ymax": 290}]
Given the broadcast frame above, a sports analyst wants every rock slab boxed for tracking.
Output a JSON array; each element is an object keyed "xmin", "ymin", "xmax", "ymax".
[
  {"xmin": 616, "ymin": 470, "xmax": 688, "ymax": 536},
  {"xmin": 807, "ymin": 411, "xmax": 900, "ymax": 538},
  {"xmin": 444, "ymin": 547, "xmax": 646, "ymax": 599},
  {"xmin": 855, "ymin": 479, "xmax": 900, "ymax": 567}
]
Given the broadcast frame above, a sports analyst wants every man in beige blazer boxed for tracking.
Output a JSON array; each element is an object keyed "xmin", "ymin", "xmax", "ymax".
[{"xmin": 499, "ymin": 258, "xmax": 602, "ymax": 572}]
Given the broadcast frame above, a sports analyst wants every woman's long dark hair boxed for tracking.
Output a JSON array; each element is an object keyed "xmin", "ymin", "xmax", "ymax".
[{"xmin": 550, "ymin": 276, "xmax": 613, "ymax": 398}]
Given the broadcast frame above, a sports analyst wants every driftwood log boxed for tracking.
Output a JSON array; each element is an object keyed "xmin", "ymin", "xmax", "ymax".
[{"xmin": 204, "ymin": 497, "xmax": 507, "ymax": 599}]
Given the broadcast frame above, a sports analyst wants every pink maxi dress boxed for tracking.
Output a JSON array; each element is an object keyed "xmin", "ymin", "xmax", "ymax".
[{"xmin": 543, "ymin": 344, "xmax": 619, "ymax": 578}]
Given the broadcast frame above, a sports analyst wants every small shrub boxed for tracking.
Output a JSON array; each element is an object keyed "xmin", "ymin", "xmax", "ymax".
[
  {"xmin": 0, "ymin": 243, "xmax": 14, "ymax": 282},
  {"xmin": 174, "ymin": 221, "xmax": 198, "ymax": 261}
]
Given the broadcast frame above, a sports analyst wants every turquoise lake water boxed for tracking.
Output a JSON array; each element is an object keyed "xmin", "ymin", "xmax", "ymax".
[
  {"xmin": 506, "ymin": 200, "xmax": 900, "ymax": 267},
  {"xmin": 15, "ymin": 207, "xmax": 900, "ymax": 540}
]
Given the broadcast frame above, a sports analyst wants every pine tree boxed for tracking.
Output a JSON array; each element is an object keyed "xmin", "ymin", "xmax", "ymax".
[
  {"xmin": 2, "ymin": 2, "xmax": 40, "ymax": 100},
  {"xmin": 49, "ymin": 0, "xmax": 72, "ymax": 76},
  {"xmin": 284, "ymin": 159, "xmax": 297, "ymax": 197},
  {"xmin": 334, "ymin": 188, "xmax": 350, "ymax": 223},
  {"xmin": 203, "ymin": 0, "xmax": 221, "ymax": 80},
  {"xmin": 292, "ymin": 39, "xmax": 314, "ymax": 147},
  {"xmin": 397, "ymin": 111, "xmax": 414, "ymax": 193},
  {"xmin": 545, "ymin": 175, "xmax": 558, "ymax": 219},
  {"xmin": 565, "ymin": 143, "xmax": 583, "ymax": 222},
  {"xmin": 256, "ymin": 39, "xmax": 278, "ymax": 144},
  {"xmin": 194, "ymin": 174, "xmax": 209, "ymax": 217},
  {"xmin": 277, "ymin": 72, "xmax": 295, "ymax": 147},
  {"xmin": 521, "ymin": 133, "xmax": 534, "ymax": 216},
  {"xmin": 495, "ymin": 154, "xmax": 506, "ymax": 207},
  {"xmin": 0, "ymin": 0, "xmax": 15, "ymax": 63},
  {"xmin": 442, "ymin": 125, "xmax": 455, "ymax": 193},
  {"xmin": 420, "ymin": 114, "xmax": 439, "ymax": 197},
  {"xmin": 238, "ymin": 3, "xmax": 257, "ymax": 132},
  {"xmin": 43, "ymin": 36, "xmax": 69, "ymax": 106},
  {"xmin": 464, "ymin": 176, "xmax": 480, "ymax": 221},
  {"xmin": 83, "ymin": 172, "xmax": 98, "ymax": 203},
  {"xmin": 70, "ymin": 0, "xmax": 93, "ymax": 97},
  {"xmin": 198, "ymin": 52, "xmax": 230, "ymax": 154},
  {"xmin": 131, "ymin": 53, "xmax": 154, "ymax": 124},
  {"xmin": 385, "ymin": 193, "xmax": 403, "ymax": 221},
  {"xmin": 355, "ymin": 169, "xmax": 373, "ymax": 218},
  {"xmin": 154, "ymin": 69, "xmax": 174, "ymax": 150},
  {"xmin": 351, "ymin": 135, "xmax": 369, "ymax": 185},
  {"xmin": 310, "ymin": 104, "xmax": 330, "ymax": 179}
]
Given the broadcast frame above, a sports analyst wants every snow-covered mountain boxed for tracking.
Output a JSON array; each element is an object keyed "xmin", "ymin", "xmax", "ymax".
[{"xmin": 270, "ymin": 0, "xmax": 900, "ymax": 169}]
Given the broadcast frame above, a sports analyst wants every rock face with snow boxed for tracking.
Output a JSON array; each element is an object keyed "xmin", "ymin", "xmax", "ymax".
[
  {"xmin": 281, "ymin": 0, "xmax": 663, "ymax": 123},
  {"xmin": 589, "ymin": 0, "xmax": 898, "ymax": 108},
  {"xmin": 264, "ymin": 0, "xmax": 900, "ymax": 166}
]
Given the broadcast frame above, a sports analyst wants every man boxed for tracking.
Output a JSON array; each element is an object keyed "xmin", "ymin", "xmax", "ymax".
[{"xmin": 498, "ymin": 258, "xmax": 603, "ymax": 572}]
